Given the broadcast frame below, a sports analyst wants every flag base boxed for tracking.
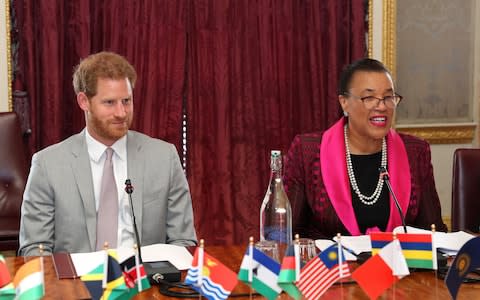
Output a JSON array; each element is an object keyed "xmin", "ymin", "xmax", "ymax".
[{"xmin": 144, "ymin": 261, "xmax": 181, "ymax": 283}]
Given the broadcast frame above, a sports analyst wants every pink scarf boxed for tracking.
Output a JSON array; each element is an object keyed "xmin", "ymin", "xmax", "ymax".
[{"xmin": 320, "ymin": 118, "xmax": 411, "ymax": 235}]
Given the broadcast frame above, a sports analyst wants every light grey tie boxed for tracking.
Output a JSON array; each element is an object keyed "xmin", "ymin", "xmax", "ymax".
[{"xmin": 96, "ymin": 147, "xmax": 118, "ymax": 250}]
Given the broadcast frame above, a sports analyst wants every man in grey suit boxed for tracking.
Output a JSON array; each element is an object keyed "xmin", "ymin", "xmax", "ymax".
[{"xmin": 19, "ymin": 51, "xmax": 197, "ymax": 256}]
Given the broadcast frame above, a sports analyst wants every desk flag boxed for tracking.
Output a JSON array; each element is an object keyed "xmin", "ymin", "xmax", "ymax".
[
  {"xmin": 13, "ymin": 257, "xmax": 44, "ymax": 300},
  {"xmin": 296, "ymin": 243, "xmax": 350, "ymax": 300},
  {"xmin": 352, "ymin": 239, "xmax": 409, "ymax": 299},
  {"xmin": 370, "ymin": 232, "xmax": 436, "ymax": 269},
  {"xmin": 185, "ymin": 247, "xmax": 238, "ymax": 300},
  {"xmin": 277, "ymin": 245, "xmax": 303, "ymax": 300},
  {"xmin": 445, "ymin": 236, "xmax": 480, "ymax": 299},
  {"xmin": 102, "ymin": 251, "xmax": 129, "ymax": 300},
  {"xmin": 119, "ymin": 254, "xmax": 150, "ymax": 298},
  {"xmin": 80, "ymin": 261, "xmax": 104, "ymax": 300},
  {"xmin": 0, "ymin": 255, "xmax": 11, "ymax": 288},
  {"xmin": 0, "ymin": 282, "xmax": 15, "ymax": 300},
  {"xmin": 238, "ymin": 245, "xmax": 282, "ymax": 300}
]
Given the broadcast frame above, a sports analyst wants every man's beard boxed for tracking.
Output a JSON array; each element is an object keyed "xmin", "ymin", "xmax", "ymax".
[{"xmin": 89, "ymin": 114, "xmax": 132, "ymax": 142}]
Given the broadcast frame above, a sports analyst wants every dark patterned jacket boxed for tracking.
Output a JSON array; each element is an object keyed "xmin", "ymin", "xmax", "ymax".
[{"xmin": 284, "ymin": 118, "xmax": 447, "ymax": 239}]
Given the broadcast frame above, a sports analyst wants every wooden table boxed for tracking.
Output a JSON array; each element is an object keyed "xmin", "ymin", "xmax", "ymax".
[{"xmin": 5, "ymin": 245, "xmax": 480, "ymax": 299}]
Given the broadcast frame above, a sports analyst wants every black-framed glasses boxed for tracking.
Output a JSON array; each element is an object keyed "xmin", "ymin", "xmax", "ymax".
[{"xmin": 343, "ymin": 92, "xmax": 403, "ymax": 109}]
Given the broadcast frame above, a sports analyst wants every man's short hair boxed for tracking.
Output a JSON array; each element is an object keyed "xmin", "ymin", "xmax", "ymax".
[
  {"xmin": 73, "ymin": 51, "xmax": 137, "ymax": 98},
  {"xmin": 338, "ymin": 58, "xmax": 391, "ymax": 95}
]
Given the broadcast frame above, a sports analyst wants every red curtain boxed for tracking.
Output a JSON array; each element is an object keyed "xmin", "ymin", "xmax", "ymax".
[
  {"xmin": 14, "ymin": 0, "xmax": 188, "ymax": 152},
  {"xmin": 187, "ymin": 0, "xmax": 365, "ymax": 244},
  {"xmin": 14, "ymin": 0, "xmax": 365, "ymax": 245}
]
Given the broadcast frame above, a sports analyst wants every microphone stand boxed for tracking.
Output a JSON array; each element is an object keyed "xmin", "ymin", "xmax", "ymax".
[
  {"xmin": 125, "ymin": 179, "xmax": 143, "ymax": 262},
  {"xmin": 378, "ymin": 167, "xmax": 407, "ymax": 233}
]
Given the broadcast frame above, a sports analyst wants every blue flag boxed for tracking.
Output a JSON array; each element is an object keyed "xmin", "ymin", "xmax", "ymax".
[{"xmin": 445, "ymin": 236, "xmax": 480, "ymax": 299}]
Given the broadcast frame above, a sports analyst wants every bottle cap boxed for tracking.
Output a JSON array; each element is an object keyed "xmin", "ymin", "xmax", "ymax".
[{"xmin": 271, "ymin": 150, "xmax": 281, "ymax": 157}]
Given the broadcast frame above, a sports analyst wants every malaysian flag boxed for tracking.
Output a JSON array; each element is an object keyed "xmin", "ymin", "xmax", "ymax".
[{"xmin": 297, "ymin": 243, "xmax": 350, "ymax": 300}]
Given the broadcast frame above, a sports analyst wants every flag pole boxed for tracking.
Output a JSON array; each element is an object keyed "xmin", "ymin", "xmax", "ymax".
[
  {"xmin": 392, "ymin": 233, "xmax": 397, "ymax": 300},
  {"xmin": 102, "ymin": 242, "xmax": 109, "ymax": 291},
  {"xmin": 39, "ymin": 244, "xmax": 45, "ymax": 295},
  {"xmin": 248, "ymin": 236, "xmax": 254, "ymax": 300},
  {"xmin": 336, "ymin": 233, "xmax": 344, "ymax": 299},
  {"xmin": 198, "ymin": 239, "xmax": 205, "ymax": 290},
  {"xmin": 197, "ymin": 239, "xmax": 205, "ymax": 300},
  {"xmin": 294, "ymin": 234, "xmax": 300, "ymax": 282},
  {"xmin": 134, "ymin": 244, "xmax": 143, "ymax": 292},
  {"xmin": 431, "ymin": 224, "xmax": 438, "ymax": 299}
]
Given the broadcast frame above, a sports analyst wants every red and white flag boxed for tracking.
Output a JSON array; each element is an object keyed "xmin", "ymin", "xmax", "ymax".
[{"xmin": 352, "ymin": 239, "xmax": 410, "ymax": 299}]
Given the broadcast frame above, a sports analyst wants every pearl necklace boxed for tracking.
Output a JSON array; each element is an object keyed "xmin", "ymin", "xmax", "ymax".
[{"xmin": 344, "ymin": 124, "xmax": 387, "ymax": 205}]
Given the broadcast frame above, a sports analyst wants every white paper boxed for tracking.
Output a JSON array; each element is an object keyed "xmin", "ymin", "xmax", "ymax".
[
  {"xmin": 314, "ymin": 227, "xmax": 475, "ymax": 262},
  {"xmin": 333, "ymin": 235, "xmax": 372, "ymax": 255},
  {"xmin": 139, "ymin": 244, "xmax": 193, "ymax": 270},
  {"xmin": 71, "ymin": 250, "xmax": 106, "ymax": 276},
  {"xmin": 315, "ymin": 239, "xmax": 358, "ymax": 261},
  {"xmin": 393, "ymin": 225, "xmax": 475, "ymax": 253},
  {"xmin": 71, "ymin": 243, "xmax": 194, "ymax": 277}
]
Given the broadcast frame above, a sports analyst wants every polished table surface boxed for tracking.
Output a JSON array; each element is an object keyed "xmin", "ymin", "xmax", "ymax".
[{"xmin": 5, "ymin": 245, "xmax": 480, "ymax": 299}]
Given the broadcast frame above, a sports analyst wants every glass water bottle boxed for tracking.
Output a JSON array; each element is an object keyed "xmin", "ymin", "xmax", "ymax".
[{"xmin": 259, "ymin": 150, "xmax": 293, "ymax": 259}]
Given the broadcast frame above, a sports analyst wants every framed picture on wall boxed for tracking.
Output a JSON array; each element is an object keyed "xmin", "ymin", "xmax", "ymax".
[{"xmin": 368, "ymin": 0, "xmax": 477, "ymax": 144}]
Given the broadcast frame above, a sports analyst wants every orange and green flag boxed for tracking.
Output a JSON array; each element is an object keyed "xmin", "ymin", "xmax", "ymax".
[{"xmin": 13, "ymin": 258, "xmax": 44, "ymax": 300}]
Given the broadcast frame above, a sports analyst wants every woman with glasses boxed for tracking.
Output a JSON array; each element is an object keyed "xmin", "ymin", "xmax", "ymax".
[{"xmin": 284, "ymin": 58, "xmax": 447, "ymax": 239}]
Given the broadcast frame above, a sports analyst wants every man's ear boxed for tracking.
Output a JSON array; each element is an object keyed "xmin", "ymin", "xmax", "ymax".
[{"xmin": 77, "ymin": 92, "xmax": 89, "ymax": 112}]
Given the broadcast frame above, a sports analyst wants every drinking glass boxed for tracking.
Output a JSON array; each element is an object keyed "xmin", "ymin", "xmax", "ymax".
[
  {"xmin": 297, "ymin": 238, "xmax": 317, "ymax": 264},
  {"xmin": 255, "ymin": 240, "xmax": 280, "ymax": 262}
]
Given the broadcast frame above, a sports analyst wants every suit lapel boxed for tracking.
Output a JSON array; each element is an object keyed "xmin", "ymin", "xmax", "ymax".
[
  {"xmin": 126, "ymin": 131, "xmax": 145, "ymax": 242},
  {"xmin": 321, "ymin": 118, "xmax": 361, "ymax": 236},
  {"xmin": 71, "ymin": 130, "xmax": 97, "ymax": 251}
]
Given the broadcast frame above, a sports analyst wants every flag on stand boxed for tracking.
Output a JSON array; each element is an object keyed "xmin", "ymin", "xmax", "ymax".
[
  {"xmin": 0, "ymin": 255, "xmax": 11, "ymax": 288},
  {"xmin": 120, "ymin": 254, "xmax": 151, "ymax": 298},
  {"xmin": 277, "ymin": 244, "xmax": 302, "ymax": 300},
  {"xmin": 352, "ymin": 239, "xmax": 410, "ymax": 299},
  {"xmin": 370, "ymin": 232, "xmax": 436, "ymax": 269},
  {"xmin": 13, "ymin": 258, "xmax": 44, "ymax": 300},
  {"xmin": 80, "ymin": 262, "xmax": 104, "ymax": 300},
  {"xmin": 0, "ymin": 282, "xmax": 15, "ymax": 300},
  {"xmin": 238, "ymin": 245, "xmax": 282, "ymax": 300},
  {"xmin": 296, "ymin": 243, "xmax": 350, "ymax": 300},
  {"xmin": 445, "ymin": 236, "xmax": 480, "ymax": 300},
  {"xmin": 102, "ymin": 251, "xmax": 129, "ymax": 300},
  {"xmin": 184, "ymin": 247, "xmax": 238, "ymax": 300}
]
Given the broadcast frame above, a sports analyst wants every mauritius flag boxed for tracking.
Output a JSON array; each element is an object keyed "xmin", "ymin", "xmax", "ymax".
[
  {"xmin": 13, "ymin": 258, "xmax": 44, "ymax": 300},
  {"xmin": 277, "ymin": 245, "xmax": 302, "ymax": 300},
  {"xmin": 185, "ymin": 247, "xmax": 238, "ymax": 300},
  {"xmin": 370, "ymin": 232, "xmax": 436, "ymax": 269}
]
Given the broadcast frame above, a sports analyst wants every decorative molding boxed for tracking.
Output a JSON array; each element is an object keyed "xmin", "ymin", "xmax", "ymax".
[
  {"xmin": 442, "ymin": 216, "xmax": 451, "ymax": 232},
  {"xmin": 368, "ymin": 0, "xmax": 373, "ymax": 58},
  {"xmin": 382, "ymin": 0, "xmax": 396, "ymax": 78},
  {"xmin": 395, "ymin": 123, "xmax": 476, "ymax": 144},
  {"xmin": 5, "ymin": 0, "xmax": 11, "ymax": 111}
]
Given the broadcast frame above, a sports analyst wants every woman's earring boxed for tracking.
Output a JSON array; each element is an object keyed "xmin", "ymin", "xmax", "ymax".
[{"xmin": 343, "ymin": 111, "xmax": 348, "ymax": 117}]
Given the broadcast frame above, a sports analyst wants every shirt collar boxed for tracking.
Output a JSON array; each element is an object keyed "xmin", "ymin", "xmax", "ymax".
[{"xmin": 85, "ymin": 128, "xmax": 127, "ymax": 162}]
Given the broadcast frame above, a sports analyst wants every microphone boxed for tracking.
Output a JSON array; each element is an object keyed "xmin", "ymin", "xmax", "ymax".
[
  {"xmin": 378, "ymin": 167, "xmax": 407, "ymax": 233},
  {"xmin": 124, "ymin": 179, "xmax": 143, "ymax": 262},
  {"xmin": 124, "ymin": 179, "xmax": 181, "ymax": 283}
]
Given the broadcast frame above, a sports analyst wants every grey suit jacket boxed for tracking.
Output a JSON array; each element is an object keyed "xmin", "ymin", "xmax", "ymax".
[{"xmin": 19, "ymin": 130, "xmax": 197, "ymax": 256}]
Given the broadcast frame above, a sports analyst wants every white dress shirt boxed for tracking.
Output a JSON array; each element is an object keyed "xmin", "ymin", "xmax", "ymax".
[{"xmin": 85, "ymin": 129, "xmax": 135, "ymax": 248}]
